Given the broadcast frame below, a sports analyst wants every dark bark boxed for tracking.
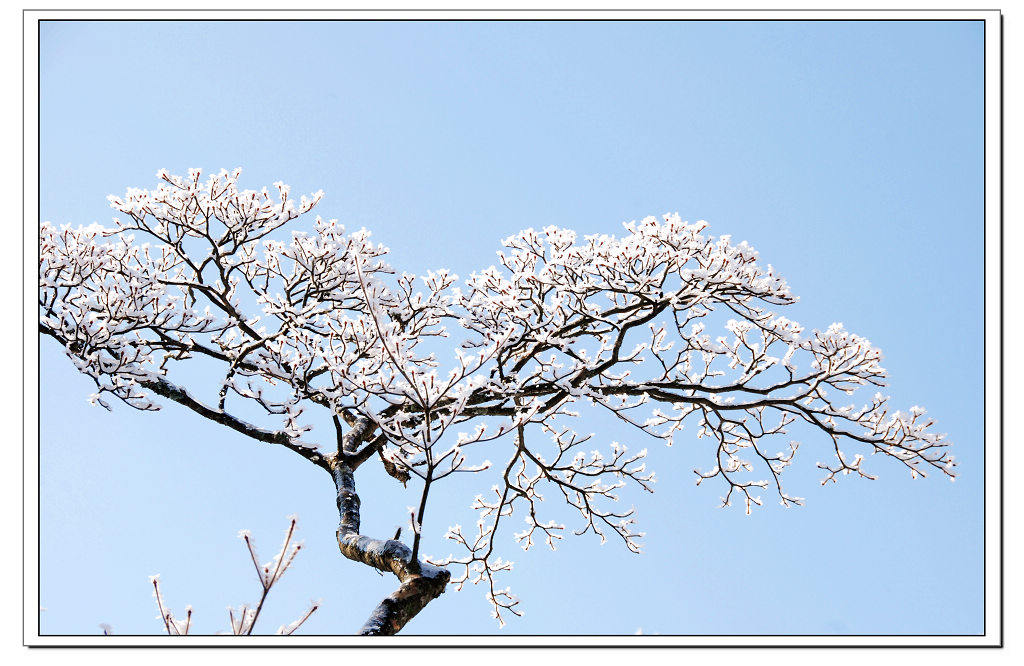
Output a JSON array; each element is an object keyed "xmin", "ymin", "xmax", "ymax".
[
  {"xmin": 40, "ymin": 323, "xmax": 452, "ymax": 634},
  {"xmin": 333, "ymin": 460, "xmax": 450, "ymax": 635},
  {"xmin": 141, "ymin": 375, "xmax": 333, "ymax": 472}
]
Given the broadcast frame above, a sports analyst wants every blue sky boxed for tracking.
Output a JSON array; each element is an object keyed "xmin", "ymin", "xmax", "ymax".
[{"xmin": 36, "ymin": 19, "xmax": 986, "ymax": 638}]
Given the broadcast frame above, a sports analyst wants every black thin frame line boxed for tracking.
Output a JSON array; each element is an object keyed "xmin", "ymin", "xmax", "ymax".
[
  {"xmin": 21, "ymin": 0, "xmax": 27, "ymax": 650},
  {"xmin": 33, "ymin": 643, "xmax": 1002, "ymax": 649},
  {"xmin": 31, "ymin": 17, "xmax": 995, "ymax": 22},
  {"xmin": 996, "ymin": 10, "xmax": 1005, "ymax": 650},
  {"xmin": 22, "ymin": 8, "xmax": 1006, "ymax": 12},
  {"xmin": 45, "ymin": 633, "xmax": 988, "ymax": 638}
]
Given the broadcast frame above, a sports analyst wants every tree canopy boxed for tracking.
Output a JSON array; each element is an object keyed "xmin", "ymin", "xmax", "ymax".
[{"xmin": 39, "ymin": 169, "xmax": 956, "ymax": 633}]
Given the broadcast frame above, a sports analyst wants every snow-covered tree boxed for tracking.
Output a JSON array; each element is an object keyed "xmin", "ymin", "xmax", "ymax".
[{"xmin": 38, "ymin": 169, "xmax": 956, "ymax": 634}]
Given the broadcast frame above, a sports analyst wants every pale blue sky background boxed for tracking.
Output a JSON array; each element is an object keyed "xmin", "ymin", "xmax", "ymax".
[{"xmin": 37, "ymin": 20, "xmax": 985, "ymax": 637}]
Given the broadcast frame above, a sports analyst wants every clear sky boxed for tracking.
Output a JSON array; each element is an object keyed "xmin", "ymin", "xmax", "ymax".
[{"xmin": 36, "ymin": 18, "xmax": 985, "ymax": 638}]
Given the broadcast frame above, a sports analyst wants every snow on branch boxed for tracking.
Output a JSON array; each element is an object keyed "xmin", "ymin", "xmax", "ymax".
[
  {"xmin": 148, "ymin": 517, "xmax": 319, "ymax": 636},
  {"xmin": 41, "ymin": 171, "xmax": 954, "ymax": 628}
]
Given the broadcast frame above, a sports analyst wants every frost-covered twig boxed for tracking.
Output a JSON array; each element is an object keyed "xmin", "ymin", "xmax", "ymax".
[{"xmin": 149, "ymin": 518, "xmax": 318, "ymax": 635}]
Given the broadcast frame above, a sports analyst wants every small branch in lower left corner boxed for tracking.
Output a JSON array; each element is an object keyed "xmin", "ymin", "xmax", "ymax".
[{"xmin": 148, "ymin": 517, "xmax": 319, "ymax": 635}]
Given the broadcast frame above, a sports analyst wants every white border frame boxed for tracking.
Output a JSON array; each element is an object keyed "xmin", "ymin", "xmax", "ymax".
[{"xmin": 22, "ymin": 7, "xmax": 1003, "ymax": 649}]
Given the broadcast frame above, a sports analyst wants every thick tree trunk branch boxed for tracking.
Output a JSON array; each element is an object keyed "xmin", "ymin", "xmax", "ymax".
[
  {"xmin": 333, "ymin": 461, "xmax": 450, "ymax": 635},
  {"xmin": 356, "ymin": 570, "xmax": 450, "ymax": 635}
]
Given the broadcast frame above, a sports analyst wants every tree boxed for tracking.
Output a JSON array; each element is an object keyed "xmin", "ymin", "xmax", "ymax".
[{"xmin": 38, "ymin": 169, "xmax": 956, "ymax": 635}]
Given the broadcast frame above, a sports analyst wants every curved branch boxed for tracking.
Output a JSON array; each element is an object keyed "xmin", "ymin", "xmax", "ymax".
[
  {"xmin": 141, "ymin": 375, "xmax": 333, "ymax": 473},
  {"xmin": 332, "ymin": 458, "xmax": 450, "ymax": 635},
  {"xmin": 40, "ymin": 321, "xmax": 333, "ymax": 473}
]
